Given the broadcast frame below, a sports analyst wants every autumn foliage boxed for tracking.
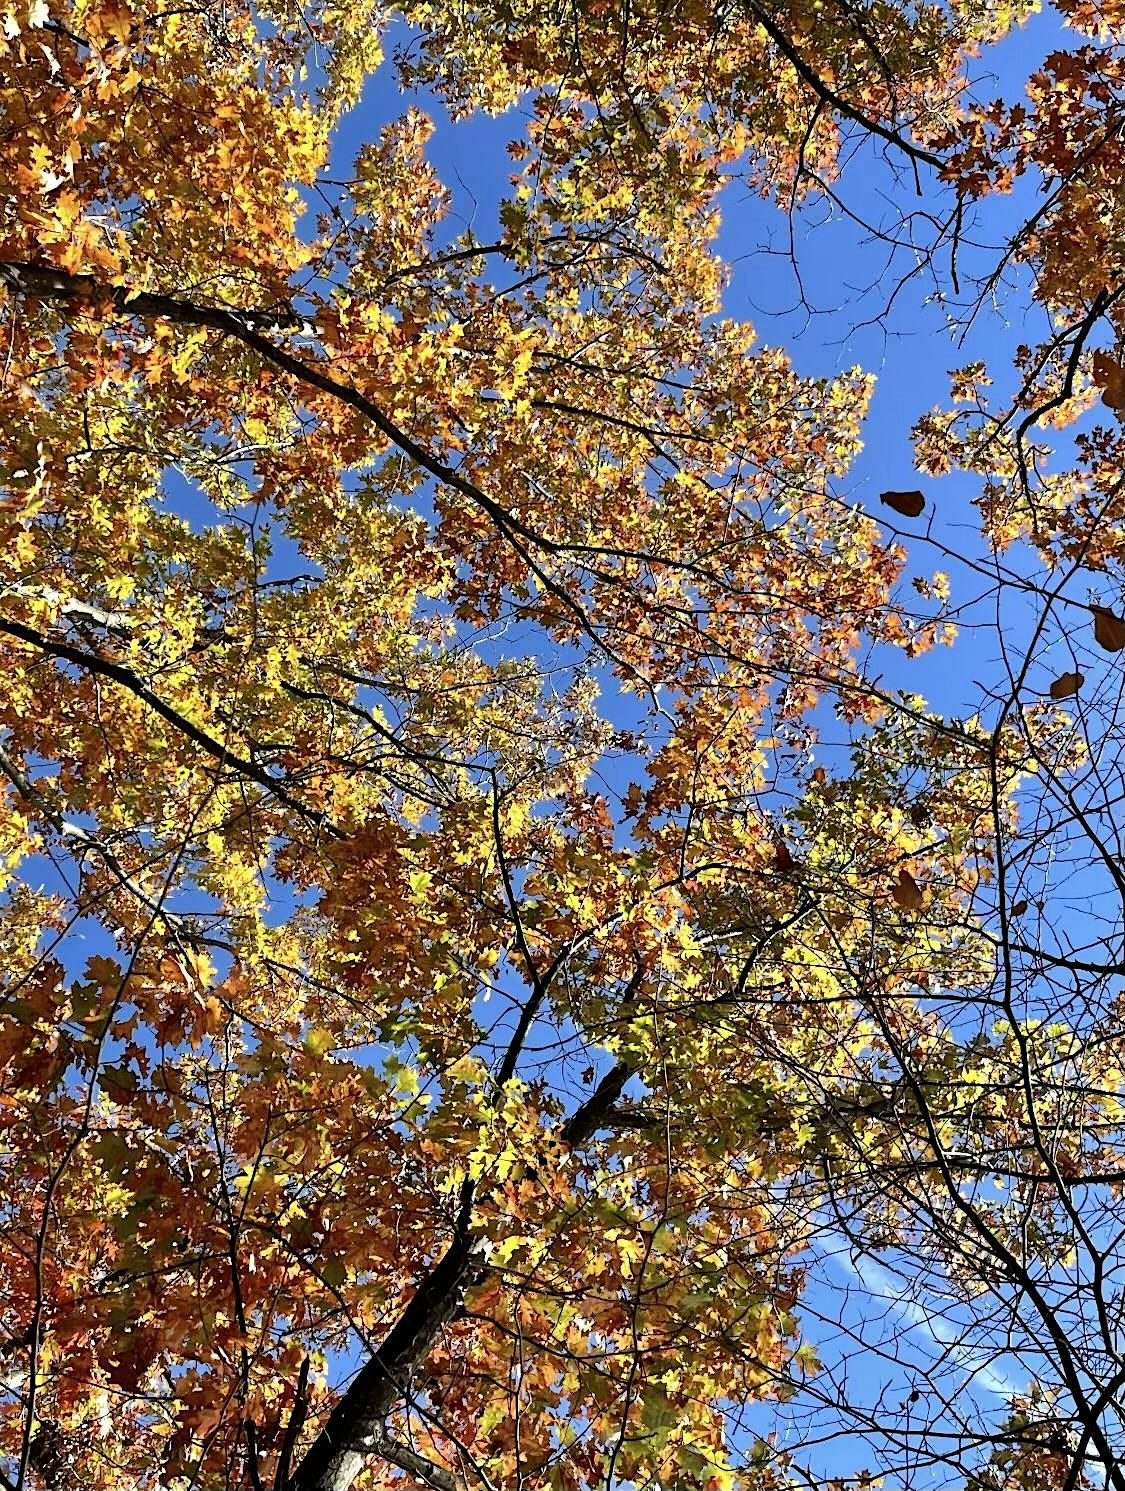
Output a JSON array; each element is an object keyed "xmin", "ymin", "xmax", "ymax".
[{"xmin": 2, "ymin": 0, "xmax": 1125, "ymax": 1489}]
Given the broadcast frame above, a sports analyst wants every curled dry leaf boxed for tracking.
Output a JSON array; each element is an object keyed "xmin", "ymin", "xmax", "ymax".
[
  {"xmin": 1010, "ymin": 899, "xmax": 1029, "ymax": 917},
  {"xmin": 892, "ymin": 868, "xmax": 925, "ymax": 910},
  {"xmin": 1049, "ymin": 671, "xmax": 1084, "ymax": 699},
  {"xmin": 1092, "ymin": 606, "xmax": 1125, "ymax": 652},
  {"xmin": 880, "ymin": 489, "xmax": 926, "ymax": 518}
]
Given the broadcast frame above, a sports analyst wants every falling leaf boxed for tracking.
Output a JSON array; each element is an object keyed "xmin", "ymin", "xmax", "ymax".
[
  {"xmin": 1092, "ymin": 350, "xmax": 1125, "ymax": 411},
  {"xmin": 880, "ymin": 490, "xmax": 926, "ymax": 518},
  {"xmin": 892, "ymin": 868, "xmax": 925, "ymax": 910},
  {"xmin": 1049, "ymin": 671, "xmax": 1084, "ymax": 699},
  {"xmin": 303, "ymin": 1026, "xmax": 334, "ymax": 1058},
  {"xmin": 1092, "ymin": 606, "xmax": 1125, "ymax": 652}
]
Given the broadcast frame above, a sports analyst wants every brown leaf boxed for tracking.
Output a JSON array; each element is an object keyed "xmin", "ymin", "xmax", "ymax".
[
  {"xmin": 892, "ymin": 868, "xmax": 924, "ymax": 910},
  {"xmin": 1049, "ymin": 671, "xmax": 1084, "ymax": 699},
  {"xmin": 1092, "ymin": 350, "xmax": 1125, "ymax": 411},
  {"xmin": 1010, "ymin": 899, "xmax": 1028, "ymax": 917},
  {"xmin": 880, "ymin": 489, "xmax": 926, "ymax": 518},
  {"xmin": 774, "ymin": 840, "xmax": 796, "ymax": 874},
  {"xmin": 1092, "ymin": 606, "xmax": 1125, "ymax": 652}
]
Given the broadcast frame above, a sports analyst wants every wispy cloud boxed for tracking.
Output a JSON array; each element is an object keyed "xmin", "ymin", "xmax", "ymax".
[{"xmin": 830, "ymin": 1248, "xmax": 1025, "ymax": 1402}]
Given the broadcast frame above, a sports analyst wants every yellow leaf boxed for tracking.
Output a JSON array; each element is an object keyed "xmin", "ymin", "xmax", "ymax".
[{"xmin": 303, "ymin": 1027, "xmax": 334, "ymax": 1058}]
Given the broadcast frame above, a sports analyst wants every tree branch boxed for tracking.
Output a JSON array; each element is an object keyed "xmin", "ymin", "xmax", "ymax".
[
  {"xmin": 370, "ymin": 1435, "xmax": 461, "ymax": 1491},
  {"xmin": 288, "ymin": 1207, "xmax": 486, "ymax": 1491},
  {"xmin": 739, "ymin": 0, "xmax": 943, "ymax": 171},
  {"xmin": 0, "ymin": 613, "xmax": 340, "ymax": 836},
  {"xmin": 560, "ymin": 1061, "xmax": 634, "ymax": 1146},
  {"xmin": 288, "ymin": 1053, "xmax": 657, "ymax": 1491}
]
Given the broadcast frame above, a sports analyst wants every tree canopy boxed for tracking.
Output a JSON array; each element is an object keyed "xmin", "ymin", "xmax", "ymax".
[{"xmin": 3, "ymin": 2, "xmax": 1125, "ymax": 1490}]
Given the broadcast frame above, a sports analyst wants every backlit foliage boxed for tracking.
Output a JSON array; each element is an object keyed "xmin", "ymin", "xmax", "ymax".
[{"xmin": 3, "ymin": 0, "xmax": 1125, "ymax": 1489}]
